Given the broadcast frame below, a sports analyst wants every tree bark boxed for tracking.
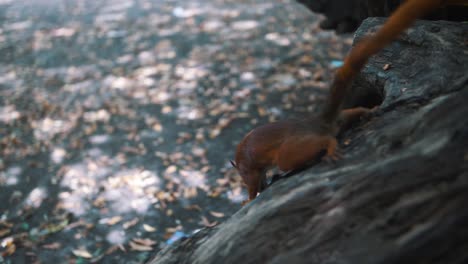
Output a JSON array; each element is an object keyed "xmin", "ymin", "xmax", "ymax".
[{"xmin": 148, "ymin": 19, "xmax": 468, "ymax": 264}]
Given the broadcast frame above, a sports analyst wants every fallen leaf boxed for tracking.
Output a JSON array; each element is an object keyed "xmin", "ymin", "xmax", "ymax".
[
  {"xmin": 216, "ymin": 178, "xmax": 229, "ymax": 186},
  {"xmin": 123, "ymin": 218, "xmax": 139, "ymax": 229},
  {"xmin": 0, "ymin": 221, "xmax": 13, "ymax": 228},
  {"xmin": 165, "ymin": 165, "xmax": 177, "ymax": 174},
  {"xmin": 99, "ymin": 216, "xmax": 122, "ymax": 225},
  {"xmin": 161, "ymin": 106, "xmax": 172, "ymax": 114},
  {"xmin": 191, "ymin": 147, "xmax": 206, "ymax": 157},
  {"xmin": 93, "ymin": 197, "xmax": 106, "ymax": 208},
  {"xmin": 44, "ymin": 220, "xmax": 68, "ymax": 233},
  {"xmin": 152, "ymin": 123, "xmax": 163, "ymax": 132},
  {"xmin": 208, "ymin": 189, "xmax": 222, "ymax": 197},
  {"xmin": 65, "ymin": 220, "xmax": 87, "ymax": 230},
  {"xmin": 183, "ymin": 187, "xmax": 197, "ymax": 199},
  {"xmin": 1, "ymin": 237, "xmax": 14, "ymax": 247},
  {"xmin": 132, "ymin": 238, "xmax": 157, "ymax": 246},
  {"xmin": 257, "ymin": 107, "xmax": 267, "ymax": 116},
  {"xmin": 210, "ymin": 211, "xmax": 225, "ymax": 218},
  {"xmin": 201, "ymin": 166, "xmax": 210, "ymax": 173},
  {"xmin": 42, "ymin": 242, "xmax": 61, "ymax": 250},
  {"xmin": 166, "ymin": 209, "xmax": 173, "ymax": 216},
  {"xmin": 0, "ymin": 228, "xmax": 11, "ymax": 237},
  {"xmin": 209, "ymin": 128, "xmax": 221, "ymax": 138},
  {"xmin": 1, "ymin": 242, "xmax": 15, "ymax": 257},
  {"xmin": 143, "ymin": 224, "xmax": 157, "ymax": 232},
  {"xmin": 129, "ymin": 241, "xmax": 152, "ymax": 251},
  {"xmin": 72, "ymin": 248, "xmax": 93, "ymax": 259}
]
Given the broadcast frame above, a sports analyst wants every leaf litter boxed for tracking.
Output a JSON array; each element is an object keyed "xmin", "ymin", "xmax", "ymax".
[{"xmin": 0, "ymin": 0, "xmax": 352, "ymax": 262}]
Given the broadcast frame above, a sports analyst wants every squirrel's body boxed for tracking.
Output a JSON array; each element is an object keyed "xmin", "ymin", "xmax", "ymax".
[
  {"xmin": 234, "ymin": 108, "xmax": 371, "ymax": 201},
  {"xmin": 234, "ymin": 117, "xmax": 336, "ymax": 200}
]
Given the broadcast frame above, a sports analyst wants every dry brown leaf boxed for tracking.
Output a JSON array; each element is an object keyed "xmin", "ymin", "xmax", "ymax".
[
  {"xmin": 132, "ymin": 238, "xmax": 157, "ymax": 246},
  {"xmin": 0, "ymin": 221, "xmax": 13, "ymax": 228},
  {"xmin": 161, "ymin": 106, "xmax": 172, "ymax": 114},
  {"xmin": 210, "ymin": 211, "xmax": 225, "ymax": 218},
  {"xmin": 257, "ymin": 107, "xmax": 267, "ymax": 116},
  {"xmin": 129, "ymin": 241, "xmax": 152, "ymax": 251},
  {"xmin": 143, "ymin": 224, "xmax": 157, "ymax": 232},
  {"xmin": 209, "ymin": 128, "xmax": 221, "ymax": 139},
  {"xmin": 65, "ymin": 220, "xmax": 87, "ymax": 231},
  {"xmin": 201, "ymin": 166, "xmax": 210, "ymax": 173},
  {"xmin": 165, "ymin": 165, "xmax": 177, "ymax": 174},
  {"xmin": 99, "ymin": 216, "xmax": 122, "ymax": 226},
  {"xmin": 123, "ymin": 218, "xmax": 139, "ymax": 229},
  {"xmin": 208, "ymin": 189, "xmax": 221, "ymax": 198},
  {"xmin": 195, "ymin": 130, "xmax": 205, "ymax": 141},
  {"xmin": 2, "ymin": 243, "xmax": 16, "ymax": 257},
  {"xmin": 168, "ymin": 150, "xmax": 183, "ymax": 161},
  {"xmin": 191, "ymin": 147, "xmax": 206, "ymax": 157},
  {"xmin": 44, "ymin": 220, "xmax": 68, "ymax": 233},
  {"xmin": 216, "ymin": 178, "xmax": 229, "ymax": 186},
  {"xmin": 42, "ymin": 242, "xmax": 61, "ymax": 250},
  {"xmin": 107, "ymin": 216, "xmax": 122, "ymax": 225},
  {"xmin": 0, "ymin": 228, "xmax": 11, "ymax": 237},
  {"xmin": 72, "ymin": 248, "xmax": 93, "ymax": 258},
  {"xmin": 92, "ymin": 196, "xmax": 106, "ymax": 208},
  {"xmin": 152, "ymin": 123, "xmax": 163, "ymax": 132},
  {"xmin": 217, "ymin": 117, "xmax": 232, "ymax": 129},
  {"xmin": 183, "ymin": 187, "xmax": 197, "ymax": 199}
]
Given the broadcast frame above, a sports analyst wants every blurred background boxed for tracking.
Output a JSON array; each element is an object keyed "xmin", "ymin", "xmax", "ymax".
[{"xmin": 0, "ymin": 0, "xmax": 352, "ymax": 262}]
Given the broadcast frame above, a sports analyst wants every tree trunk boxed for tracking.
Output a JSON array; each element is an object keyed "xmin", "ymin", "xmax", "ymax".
[{"xmin": 148, "ymin": 19, "xmax": 468, "ymax": 264}]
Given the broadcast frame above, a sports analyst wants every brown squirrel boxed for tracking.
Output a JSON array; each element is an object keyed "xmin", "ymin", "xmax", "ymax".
[
  {"xmin": 232, "ymin": 107, "xmax": 374, "ymax": 202},
  {"xmin": 232, "ymin": 0, "xmax": 458, "ymax": 203}
]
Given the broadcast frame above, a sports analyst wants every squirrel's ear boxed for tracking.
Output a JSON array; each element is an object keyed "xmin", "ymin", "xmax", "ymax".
[{"xmin": 230, "ymin": 160, "xmax": 237, "ymax": 168}]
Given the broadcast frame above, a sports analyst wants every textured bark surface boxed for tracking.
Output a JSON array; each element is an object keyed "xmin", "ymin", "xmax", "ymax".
[
  {"xmin": 295, "ymin": 0, "xmax": 468, "ymax": 33},
  {"xmin": 148, "ymin": 19, "xmax": 468, "ymax": 264}
]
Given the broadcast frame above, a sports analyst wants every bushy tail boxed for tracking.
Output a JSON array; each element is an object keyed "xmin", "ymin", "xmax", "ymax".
[{"xmin": 321, "ymin": 0, "xmax": 444, "ymax": 123}]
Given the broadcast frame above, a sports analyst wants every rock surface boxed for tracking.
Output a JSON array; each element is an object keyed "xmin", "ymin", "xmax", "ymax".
[
  {"xmin": 296, "ymin": 0, "xmax": 468, "ymax": 33},
  {"xmin": 148, "ymin": 19, "xmax": 468, "ymax": 264}
]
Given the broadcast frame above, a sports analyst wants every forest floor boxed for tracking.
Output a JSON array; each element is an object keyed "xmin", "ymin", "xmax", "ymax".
[{"xmin": 0, "ymin": 0, "xmax": 351, "ymax": 263}]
